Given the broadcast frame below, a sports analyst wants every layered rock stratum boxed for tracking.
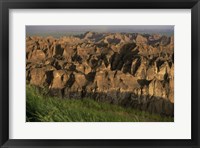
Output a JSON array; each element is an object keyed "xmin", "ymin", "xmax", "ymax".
[{"xmin": 26, "ymin": 32, "xmax": 174, "ymax": 116}]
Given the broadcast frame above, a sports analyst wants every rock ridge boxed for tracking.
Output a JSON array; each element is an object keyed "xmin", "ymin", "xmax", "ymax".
[{"xmin": 26, "ymin": 32, "xmax": 174, "ymax": 116}]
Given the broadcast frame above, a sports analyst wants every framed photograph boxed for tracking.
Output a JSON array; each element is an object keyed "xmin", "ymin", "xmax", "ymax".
[{"xmin": 0, "ymin": 0, "xmax": 199, "ymax": 147}]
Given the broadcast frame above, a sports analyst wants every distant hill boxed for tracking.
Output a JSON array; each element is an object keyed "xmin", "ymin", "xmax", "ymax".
[{"xmin": 26, "ymin": 25, "xmax": 174, "ymax": 38}]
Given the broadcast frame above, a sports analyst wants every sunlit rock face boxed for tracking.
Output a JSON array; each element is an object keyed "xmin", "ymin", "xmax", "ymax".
[{"xmin": 26, "ymin": 32, "xmax": 174, "ymax": 116}]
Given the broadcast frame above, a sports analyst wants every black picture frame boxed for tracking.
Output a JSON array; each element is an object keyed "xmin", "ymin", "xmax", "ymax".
[{"xmin": 0, "ymin": 0, "xmax": 200, "ymax": 147}]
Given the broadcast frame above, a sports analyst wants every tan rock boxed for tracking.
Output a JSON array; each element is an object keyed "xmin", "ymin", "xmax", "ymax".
[
  {"xmin": 135, "ymin": 58, "xmax": 147, "ymax": 79},
  {"xmin": 146, "ymin": 65, "xmax": 155, "ymax": 80},
  {"xmin": 29, "ymin": 50, "xmax": 45, "ymax": 61},
  {"xmin": 136, "ymin": 34, "xmax": 148, "ymax": 45},
  {"xmin": 156, "ymin": 62, "xmax": 170, "ymax": 80},
  {"xmin": 30, "ymin": 68, "xmax": 46, "ymax": 86},
  {"xmin": 149, "ymin": 79, "xmax": 167, "ymax": 99},
  {"xmin": 51, "ymin": 70, "xmax": 66, "ymax": 89}
]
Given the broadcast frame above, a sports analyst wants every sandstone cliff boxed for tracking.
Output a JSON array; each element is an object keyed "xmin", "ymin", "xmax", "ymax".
[{"xmin": 26, "ymin": 32, "xmax": 174, "ymax": 116}]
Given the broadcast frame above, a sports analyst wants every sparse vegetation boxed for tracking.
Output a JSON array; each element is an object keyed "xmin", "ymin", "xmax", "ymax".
[{"xmin": 26, "ymin": 85, "xmax": 174, "ymax": 122}]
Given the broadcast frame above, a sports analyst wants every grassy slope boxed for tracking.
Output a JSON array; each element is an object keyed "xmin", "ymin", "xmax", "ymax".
[{"xmin": 26, "ymin": 85, "xmax": 174, "ymax": 122}]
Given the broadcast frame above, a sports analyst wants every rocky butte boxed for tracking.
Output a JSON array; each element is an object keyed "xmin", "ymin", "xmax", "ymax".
[{"xmin": 26, "ymin": 31, "xmax": 174, "ymax": 116}]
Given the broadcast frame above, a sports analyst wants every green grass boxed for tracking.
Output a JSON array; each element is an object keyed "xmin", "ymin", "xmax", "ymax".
[{"xmin": 26, "ymin": 85, "xmax": 174, "ymax": 122}]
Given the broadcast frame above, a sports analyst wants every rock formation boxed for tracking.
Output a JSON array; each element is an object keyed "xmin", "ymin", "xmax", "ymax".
[{"xmin": 26, "ymin": 32, "xmax": 174, "ymax": 116}]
